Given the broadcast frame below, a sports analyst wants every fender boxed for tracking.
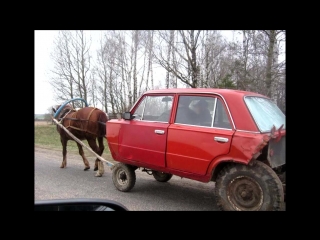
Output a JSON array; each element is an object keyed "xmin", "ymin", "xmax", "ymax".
[{"xmin": 206, "ymin": 155, "xmax": 249, "ymax": 177}]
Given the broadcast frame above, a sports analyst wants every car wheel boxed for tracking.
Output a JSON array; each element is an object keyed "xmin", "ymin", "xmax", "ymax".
[
  {"xmin": 215, "ymin": 160, "xmax": 284, "ymax": 211},
  {"xmin": 152, "ymin": 171, "xmax": 173, "ymax": 182},
  {"xmin": 112, "ymin": 163, "xmax": 136, "ymax": 192}
]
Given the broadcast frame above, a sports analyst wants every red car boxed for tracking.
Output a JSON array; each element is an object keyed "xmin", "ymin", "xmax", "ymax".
[{"xmin": 106, "ymin": 88, "xmax": 286, "ymax": 211}]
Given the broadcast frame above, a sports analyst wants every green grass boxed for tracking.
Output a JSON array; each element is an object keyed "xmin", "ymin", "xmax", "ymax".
[{"xmin": 34, "ymin": 124, "xmax": 111, "ymax": 157}]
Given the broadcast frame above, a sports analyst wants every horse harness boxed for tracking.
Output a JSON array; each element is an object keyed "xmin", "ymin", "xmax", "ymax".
[{"xmin": 58, "ymin": 107, "xmax": 103, "ymax": 136}]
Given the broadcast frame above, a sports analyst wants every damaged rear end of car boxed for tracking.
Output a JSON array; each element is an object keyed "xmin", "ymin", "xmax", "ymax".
[
  {"xmin": 252, "ymin": 125, "xmax": 286, "ymax": 201},
  {"xmin": 214, "ymin": 94, "xmax": 286, "ymax": 211},
  {"xmin": 245, "ymin": 96, "xmax": 286, "ymax": 192}
]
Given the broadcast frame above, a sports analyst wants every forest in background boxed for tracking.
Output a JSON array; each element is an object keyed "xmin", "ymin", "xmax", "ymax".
[{"xmin": 49, "ymin": 30, "xmax": 285, "ymax": 115}]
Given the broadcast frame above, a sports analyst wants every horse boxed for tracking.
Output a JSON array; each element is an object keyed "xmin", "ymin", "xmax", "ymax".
[{"xmin": 52, "ymin": 104, "xmax": 108, "ymax": 177}]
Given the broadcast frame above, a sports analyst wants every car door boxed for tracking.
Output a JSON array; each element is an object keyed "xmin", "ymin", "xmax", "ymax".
[
  {"xmin": 118, "ymin": 94, "xmax": 174, "ymax": 168},
  {"xmin": 166, "ymin": 95, "xmax": 235, "ymax": 175}
]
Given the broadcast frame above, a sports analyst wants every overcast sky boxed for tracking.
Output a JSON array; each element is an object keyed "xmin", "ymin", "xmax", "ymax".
[
  {"xmin": 35, "ymin": 30, "xmax": 103, "ymax": 114},
  {"xmin": 34, "ymin": 30, "xmax": 254, "ymax": 114}
]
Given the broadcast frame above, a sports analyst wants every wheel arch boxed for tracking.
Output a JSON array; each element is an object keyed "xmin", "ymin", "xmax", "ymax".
[{"xmin": 208, "ymin": 157, "xmax": 251, "ymax": 182}]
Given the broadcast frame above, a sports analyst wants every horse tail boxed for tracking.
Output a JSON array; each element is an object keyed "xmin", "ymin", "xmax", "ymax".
[{"xmin": 98, "ymin": 110, "xmax": 108, "ymax": 137}]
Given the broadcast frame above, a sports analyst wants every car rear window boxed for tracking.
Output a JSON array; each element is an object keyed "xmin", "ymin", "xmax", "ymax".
[{"xmin": 244, "ymin": 96, "xmax": 285, "ymax": 132}]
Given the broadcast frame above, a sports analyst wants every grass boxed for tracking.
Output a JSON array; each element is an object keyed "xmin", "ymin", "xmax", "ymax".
[{"xmin": 34, "ymin": 123, "xmax": 112, "ymax": 158}]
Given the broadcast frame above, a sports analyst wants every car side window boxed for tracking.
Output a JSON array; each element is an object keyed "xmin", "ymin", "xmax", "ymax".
[
  {"xmin": 175, "ymin": 96, "xmax": 197, "ymax": 125},
  {"xmin": 189, "ymin": 97, "xmax": 214, "ymax": 127},
  {"xmin": 132, "ymin": 97, "xmax": 146, "ymax": 120},
  {"xmin": 213, "ymin": 98, "xmax": 232, "ymax": 129},
  {"xmin": 132, "ymin": 95, "xmax": 173, "ymax": 122},
  {"xmin": 175, "ymin": 96, "xmax": 232, "ymax": 129}
]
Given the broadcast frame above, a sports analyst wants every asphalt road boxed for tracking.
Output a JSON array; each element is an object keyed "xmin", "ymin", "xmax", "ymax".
[{"xmin": 35, "ymin": 147, "xmax": 220, "ymax": 211}]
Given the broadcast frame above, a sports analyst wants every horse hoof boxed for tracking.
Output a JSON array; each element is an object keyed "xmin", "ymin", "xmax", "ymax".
[
  {"xmin": 95, "ymin": 173, "xmax": 102, "ymax": 177},
  {"xmin": 84, "ymin": 166, "xmax": 90, "ymax": 171},
  {"xmin": 94, "ymin": 167, "xmax": 98, "ymax": 171}
]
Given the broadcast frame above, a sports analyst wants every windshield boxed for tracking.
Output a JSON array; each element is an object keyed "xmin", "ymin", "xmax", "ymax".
[{"xmin": 244, "ymin": 96, "xmax": 285, "ymax": 132}]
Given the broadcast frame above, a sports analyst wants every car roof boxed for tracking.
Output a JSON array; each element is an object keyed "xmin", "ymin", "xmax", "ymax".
[{"xmin": 144, "ymin": 88, "xmax": 266, "ymax": 98}]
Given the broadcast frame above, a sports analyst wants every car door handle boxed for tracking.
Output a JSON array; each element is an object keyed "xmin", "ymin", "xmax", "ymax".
[
  {"xmin": 155, "ymin": 130, "xmax": 165, "ymax": 135},
  {"xmin": 214, "ymin": 137, "xmax": 229, "ymax": 143}
]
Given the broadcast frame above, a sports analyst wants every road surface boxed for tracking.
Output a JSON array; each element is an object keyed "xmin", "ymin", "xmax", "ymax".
[{"xmin": 35, "ymin": 146, "xmax": 220, "ymax": 211}]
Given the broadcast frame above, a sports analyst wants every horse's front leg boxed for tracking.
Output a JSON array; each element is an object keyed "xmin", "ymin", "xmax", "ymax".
[
  {"xmin": 60, "ymin": 138, "xmax": 67, "ymax": 168},
  {"xmin": 76, "ymin": 142, "xmax": 90, "ymax": 171}
]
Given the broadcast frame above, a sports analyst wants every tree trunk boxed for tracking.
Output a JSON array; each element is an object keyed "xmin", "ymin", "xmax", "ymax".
[{"xmin": 265, "ymin": 30, "xmax": 276, "ymax": 98}]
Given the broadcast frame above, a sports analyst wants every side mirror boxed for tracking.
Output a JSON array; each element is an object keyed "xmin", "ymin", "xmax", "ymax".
[
  {"xmin": 34, "ymin": 198, "xmax": 128, "ymax": 211},
  {"xmin": 122, "ymin": 112, "xmax": 132, "ymax": 120}
]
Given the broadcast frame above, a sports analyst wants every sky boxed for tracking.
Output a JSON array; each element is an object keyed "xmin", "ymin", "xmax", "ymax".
[
  {"xmin": 34, "ymin": 30, "xmax": 284, "ymax": 114},
  {"xmin": 35, "ymin": 30, "xmax": 57, "ymax": 114},
  {"xmin": 35, "ymin": 30, "xmax": 103, "ymax": 114}
]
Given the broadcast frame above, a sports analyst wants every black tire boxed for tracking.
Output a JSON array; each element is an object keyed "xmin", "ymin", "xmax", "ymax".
[
  {"xmin": 152, "ymin": 171, "xmax": 173, "ymax": 182},
  {"xmin": 279, "ymin": 171, "xmax": 286, "ymax": 202},
  {"xmin": 112, "ymin": 163, "xmax": 136, "ymax": 192},
  {"xmin": 215, "ymin": 161, "xmax": 284, "ymax": 211},
  {"xmin": 130, "ymin": 165, "xmax": 138, "ymax": 171}
]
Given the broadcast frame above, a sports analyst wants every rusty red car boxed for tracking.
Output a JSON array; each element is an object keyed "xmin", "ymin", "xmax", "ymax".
[{"xmin": 106, "ymin": 88, "xmax": 286, "ymax": 211}]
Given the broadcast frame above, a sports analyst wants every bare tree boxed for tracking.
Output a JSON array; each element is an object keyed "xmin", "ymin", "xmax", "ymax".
[
  {"xmin": 153, "ymin": 30, "xmax": 231, "ymax": 89},
  {"xmin": 96, "ymin": 31, "xmax": 121, "ymax": 114},
  {"xmin": 69, "ymin": 30, "xmax": 92, "ymax": 105},
  {"xmin": 199, "ymin": 31, "xmax": 228, "ymax": 88},
  {"xmin": 52, "ymin": 30, "xmax": 284, "ymax": 117},
  {"xmin": 148, "ymin": 31, "xmax": 155, "ymax": 90},
  {"xmin": 261, "ymin": 30, "xmax": 285, "ymax": 98},
  {"xmin": 165, "ymin": 30, "xmax": 175, "ymax": 88},
  {"xmin": 132, "ymin": 30, "xmax": 140, "ymax": 102},
  {"xmin": 90, "ymin": 70, "xmax": 98, "ymax": 108},
  {"xmin": 95, "ymin": 31, "xmax": 147, "ymax": 114},
  {"xmin": 50, "ymin": 30, "xmax": 92, "ymax": 108},
  {"xmin": 50, "ymin": 31, "xmax": 76, "ymax": 106},
  {"xmin": 153, "ymin": 30, "xmax": 204, "ymax": 88},
  {"xmin": 139, "ymin": 30, "xmax": 156, "ymax": 92}
]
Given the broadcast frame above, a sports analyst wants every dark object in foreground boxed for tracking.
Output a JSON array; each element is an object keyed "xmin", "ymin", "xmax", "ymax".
[{"xmin": 34, "ymin": 198, "xmax": 129, "ymax": 211}]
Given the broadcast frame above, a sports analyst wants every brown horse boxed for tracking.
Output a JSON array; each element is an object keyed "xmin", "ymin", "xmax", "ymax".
[{"xmin": 52, "ymin": 104, "xmax": 108, "ymax": 176}]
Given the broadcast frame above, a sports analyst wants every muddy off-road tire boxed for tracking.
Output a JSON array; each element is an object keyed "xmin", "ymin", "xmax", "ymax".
[
  {"xmin": 152, "ymin": 171, "xmax": 173, "ymax": 182},
  {"xmin": 277, "ymin": 171, "xmax": 286, "ymax": 202},
  {"xmin": 215, "ymin": 161, "xmax": 284, "ymax": 211},
  {"xmin": 112, "ymin": 163, "xmax": 136, "ymax": 192}
]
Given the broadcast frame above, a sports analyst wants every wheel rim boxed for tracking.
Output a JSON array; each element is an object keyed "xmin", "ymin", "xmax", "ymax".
[
  {"xmin": 227, "ymin": 176, "xmax": 263, "ymax": 211},
  {"xmin": 116, "ymin": 169, "xmax": 128, "ymax": 186}
]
